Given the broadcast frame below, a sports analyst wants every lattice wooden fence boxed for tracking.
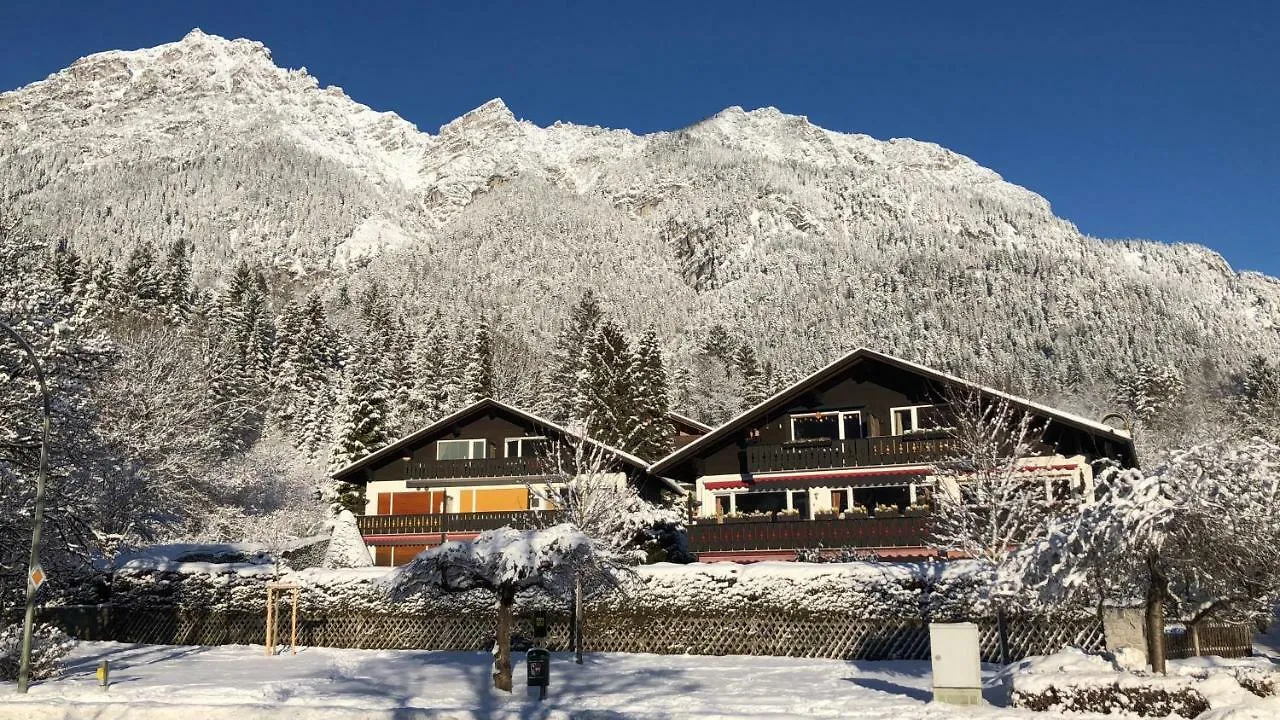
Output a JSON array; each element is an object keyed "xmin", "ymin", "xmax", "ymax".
[
  {"xmin": 1164, "ymin": 624, "xmax": 1254, "ymax": 660},
  {"xmin": 39, "ymin": 605, "xmax": 1102, "ymax": 662}
]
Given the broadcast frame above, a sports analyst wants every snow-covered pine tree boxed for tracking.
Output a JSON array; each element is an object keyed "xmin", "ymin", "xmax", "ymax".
[
  {"xmin": 734, "ymin": 343, "xmax": 767, "ymax": 410},
  {"xmin": 1235, "ymin": 355, "xmax": 1280, "ymax": 442},
  {"xmin": 630, "ymin": 329, "xmax": 674, "ymax": 459},
  {"xmin": 539, "ymin": 290, "xmax": 603, "ymax": 421},
  {"xmin": 701, "ymin": 324, "xmax": 736, "ymax": 364},
  {"xmin": 461, "ymin": 320, "xmax": 494, "ymax": 404},
  {"xmin": 573, "ymin": 319, "xmax": 636, "ymax": 450},
  {"xmin": 269, "ymin": 299, "xmax": 305, "ymax": 433},
  {"xmin": 159, "ymin": 237, "xmax": 195, "ymax": 321},
  {"xmin": 401, "ymin": 321, "xmax": 450, "ymax": 432},
  {"xmin": 119, "ymin": 242, "xmax": 162, "ymax": 309},
  {"xmin": 327, "ymin": 340, "xmax": 392, "ymax": 513}
]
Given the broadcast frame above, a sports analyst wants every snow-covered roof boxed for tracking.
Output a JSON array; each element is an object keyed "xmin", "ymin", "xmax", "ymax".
[
  {"xmin": 331, "ymin": 398, "xmax": 681, "ymax": 493},
  {"xmin": 650, "ymin": 347, "xmax": 1138, "ymax": 475},
  {"xmin": 666, "ymin": 410, "xmax": 713, "ymax": 435}
]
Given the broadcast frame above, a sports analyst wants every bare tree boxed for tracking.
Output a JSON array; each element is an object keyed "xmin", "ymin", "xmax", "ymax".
[
  {"xmin": 929, "ymin": 389, "xmax": 1053, "ymax": 663},
  {"xmin": 527, "ymin": 435, "xmax": 686, "ymax": 661},
  {"xmin": 1012, "ymin": 437, "xmax": 1280, "ymax": 673}
]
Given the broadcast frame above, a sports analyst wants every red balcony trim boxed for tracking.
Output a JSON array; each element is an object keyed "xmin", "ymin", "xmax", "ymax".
[{"xmin": 752, "ymin": 465, "xmax": 932, "ymax": 484}]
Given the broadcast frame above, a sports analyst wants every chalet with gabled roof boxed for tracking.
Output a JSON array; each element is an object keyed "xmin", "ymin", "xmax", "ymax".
[
  {"xmin": 650, "ymin": 348, "xmax": 1138, "ymax": 562},
  {"xmin": 332, "ymin": 398, "xmax": 680, "ymax": 566}
]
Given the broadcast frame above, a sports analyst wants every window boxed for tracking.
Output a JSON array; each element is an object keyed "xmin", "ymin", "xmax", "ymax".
[
  {"xmin": 790, "ymin": 410, "xmax": 864, "ymax": 441},
  {"xmin": 436, "ymin": 438, "xmax": 486, "ymax": 460},
  {"xmin": 505, "ymin": 436, "xmax": 550, "ymax": 458},
  {"xmin": 890, "ymin": 405, "xmax": 937, "ymax": 435}
]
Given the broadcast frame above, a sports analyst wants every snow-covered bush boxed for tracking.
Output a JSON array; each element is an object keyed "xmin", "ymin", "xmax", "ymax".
[
  {"xmin": 321, "ymin": 510, "xmax": 373, "ymax": 569},
  {"xmin": 1008, "ymin": 648, "xmax": 1274, "ymax": 718},
  {"xmin": 0, "ymin": 623, "xmax": 76, "ymax": 681}
]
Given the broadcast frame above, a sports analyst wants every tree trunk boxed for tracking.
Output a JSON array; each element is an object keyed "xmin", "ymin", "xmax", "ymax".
[
  {"xmin": 493, "ymin": 590, "xmax": 514, "ymax": 692},
  {"xmin": 995, "ymin": 605, "xmax": 1011, "ymax": 666},
  {"xmin": 574, "ymin": 573, "xmax": 584, "ymax": 664},
  {"xmin": 1145, "ymin": 570, "xmax": 1167, "ymax": 674},
  {"xmin": 1190, "ymin": 622, "xmax": 1201, "ymax": 657}
]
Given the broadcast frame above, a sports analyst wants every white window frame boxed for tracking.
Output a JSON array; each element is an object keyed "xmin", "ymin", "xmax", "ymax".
[
  {"xmin": 889, "ymin": 405, "xmax": 935, "ymax": 435},
  {"xmin": 789, "ymin": 410, "xmax": 863, "ymax": 441},
  {"xmin": 504, "ymin": 435, "xmax": 549, "ymax": 458},
  {"xmin": 436, "ymin": 438, "xmax": 486, "ymax": 461}
]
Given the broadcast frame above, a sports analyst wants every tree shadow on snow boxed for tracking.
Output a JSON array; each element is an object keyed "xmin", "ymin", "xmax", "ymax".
[
  {"xmin": 328, "ymin": 650, "xmax": 701, "ymax": 720},
  {"xmin": 843, "ymin": 677, "xmax": 931, "ymax": 702}
]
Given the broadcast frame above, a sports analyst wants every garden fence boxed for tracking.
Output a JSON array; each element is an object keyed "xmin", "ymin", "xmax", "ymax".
[{"xmin": 35, "ymin": 605, "xmax": 1108, "ymax": 663}]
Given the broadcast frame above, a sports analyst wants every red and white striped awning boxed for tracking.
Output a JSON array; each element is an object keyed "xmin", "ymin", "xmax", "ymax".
[{"xmin": 705, "ymin": 465, "xmax": 932, "ymax": 491}]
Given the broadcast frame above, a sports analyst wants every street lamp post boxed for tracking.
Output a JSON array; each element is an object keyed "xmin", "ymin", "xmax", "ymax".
[{"xmin": 0, "ymin": 321, "xmax": 51, "ymax": 694}]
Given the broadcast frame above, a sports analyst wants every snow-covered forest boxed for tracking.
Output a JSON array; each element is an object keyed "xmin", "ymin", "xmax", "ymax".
[{"xmin": 3, "ymin": 30, "xmax": 1280, "ymax": 619}]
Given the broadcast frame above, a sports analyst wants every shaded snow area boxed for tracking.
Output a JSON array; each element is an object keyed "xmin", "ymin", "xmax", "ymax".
[{"xmin": 0, "ymin": 642, "xmax": 1116, "ymax": 720}]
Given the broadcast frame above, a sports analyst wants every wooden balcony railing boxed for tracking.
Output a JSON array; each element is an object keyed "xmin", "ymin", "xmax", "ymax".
[
  {"xmin": 685, "ymin": 515, "xmax": 931, "ymax": 553},
  {"xmin": 745, "ymin": 434, "xmax": 958, "ymax": 474},
  {"xmin": 357, "ymin": 510, "xmax": 567, "ymax": 536},
  {"xmin": 402, "ymin": 456, "xmax": 555, "ymax": 480}
]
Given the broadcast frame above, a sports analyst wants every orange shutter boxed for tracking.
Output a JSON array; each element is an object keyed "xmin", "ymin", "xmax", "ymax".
[
  {"xmin": 377, "ymin": 493, "xmax": 391, "ymax": 515},
  {"xmin": 472, "ymin": 488, "xmax": 530, "ymax": 512}
]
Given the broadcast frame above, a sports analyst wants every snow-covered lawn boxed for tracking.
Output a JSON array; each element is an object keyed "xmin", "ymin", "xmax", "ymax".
[
  {"xmin": 0, "ymin": 642, "xmax": 1057, "ymax": 719},
  {"xmin": 3, "ymin": 641, "xmax": 1278, "ymax": 719}
]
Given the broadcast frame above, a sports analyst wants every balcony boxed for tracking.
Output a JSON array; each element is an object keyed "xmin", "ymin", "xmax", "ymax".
[
  {"xmin": 357, "ymin": 510, "xmax": 566, "ymax": 536},
  {"xmin": 402, "ymin": 456, "xmax": 555, "ymax": 480},
  {"xmin": 745, "ymin": 433, "xmax": 958, "ymax": 474},
  {"xmin": 686, "ymin": 515, "xmax": 931, "ymax": 553}
]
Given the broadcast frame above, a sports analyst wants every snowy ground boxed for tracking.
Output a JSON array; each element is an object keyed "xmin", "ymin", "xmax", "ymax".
[{"xmin": 2, "ymin": 641, "xmax": 1278, "ymax": 719}]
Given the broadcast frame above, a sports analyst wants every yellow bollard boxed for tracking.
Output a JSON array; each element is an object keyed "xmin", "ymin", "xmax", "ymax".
[{"xmin": 96, "ymin": 659, "xmax": 109, "ymax": 689}]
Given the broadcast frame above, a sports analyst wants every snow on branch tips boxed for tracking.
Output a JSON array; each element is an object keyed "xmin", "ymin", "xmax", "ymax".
[
  {"xmin": 1010, "ymin": 437, "xmax": 1280, "ymax": 674},
  {"xmin": 385, "ymin": 523, "xmax": 613, "ymax": 692}
]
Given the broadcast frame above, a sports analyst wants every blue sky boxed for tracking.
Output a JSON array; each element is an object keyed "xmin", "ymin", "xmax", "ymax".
[{"xmin": 2, "ymin": 1, "xmax": 1276, "ymax": 275}]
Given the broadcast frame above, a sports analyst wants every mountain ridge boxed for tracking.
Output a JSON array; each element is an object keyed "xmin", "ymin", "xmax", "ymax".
[{"xmin": 1, "ymin": 30, "xmax": 1277, "ymax": 419}]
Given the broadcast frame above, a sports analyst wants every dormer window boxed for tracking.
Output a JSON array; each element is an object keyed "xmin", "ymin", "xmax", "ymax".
[
  {"xmin": 790, "ymin": 410, "xmax": 865, "ymax": 441},
  {"xmin": 436, "ymin": 438, "xmax": 486, "ymax": 460},
  {"xmin": 505, "ymin": 436, "xmax": 550, "ymax": 458},
  {"xmin": 890, "ymin": 405, "xmax": 938, "ymax": 435}
]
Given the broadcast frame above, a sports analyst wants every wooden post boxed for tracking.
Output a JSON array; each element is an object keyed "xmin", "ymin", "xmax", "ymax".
[
  {"xmin": 574, "ymin": 573, "xmax": 584, "ymax": 664},
  {"xmin": 266, "ymin": 583, "xmax": 300, "ymax": 657}
]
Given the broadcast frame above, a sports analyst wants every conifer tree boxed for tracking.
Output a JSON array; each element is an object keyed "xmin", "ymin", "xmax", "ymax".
[
  {"xmin": 462, "ymin": 320, "xmax": 494, "ymax": 404},
  {"xmin": 160, "ymin": 238, "xmax": 194, "ymax": 320},
  {"xmin": 573, "ymin": 320, "xmax": 635, "ymax": 449},
  {"xmin": 734, "ymin": 343, "xmax": 767, "ymax": 410},
  {"xmin": 701, "ymin": 324, "xmax": 736, "ymax": 364},
  {"xmin": 328, "ymin": 344, "xmax": 392, "ymax": 513},
  {"xmin": 631, "ymin": 329, "xmax": 674, "ymax": 459},
  {"xmin": 540, "ymin": 290, "xmax": 603, "ymax": 421},
  {"xmin": 402, "ymin": 320, "xmax": 450, "ymax": 431},
  {"xmin": 120, "ymin": 242, "xmax": 162, "ymax": 307}
]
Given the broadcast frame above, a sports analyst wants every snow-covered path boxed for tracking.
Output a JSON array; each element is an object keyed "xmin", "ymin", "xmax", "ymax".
[{"xmin": 0, "ymin": 642, "xmax": 1091, "ymax": 719}]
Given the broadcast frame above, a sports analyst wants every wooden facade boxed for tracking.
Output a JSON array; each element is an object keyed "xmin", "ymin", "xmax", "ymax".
[
  {"xmin": 649, "ymin": 348, "xmax": 1139, "ymax": 560},
  {"xmin": 330, "ymin": 399, "xmax": 671, "ymax": 566}
]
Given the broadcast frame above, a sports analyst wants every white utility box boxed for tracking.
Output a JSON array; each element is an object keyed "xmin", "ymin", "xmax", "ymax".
[{"xmin": 929, "ymin": 622, "xmax": 983, "ymax": 705}]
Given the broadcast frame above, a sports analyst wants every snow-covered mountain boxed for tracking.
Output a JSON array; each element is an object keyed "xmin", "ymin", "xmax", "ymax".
[{"xmin": 3, "ymin": 29, "xmax": 1278, "ymax": 408}]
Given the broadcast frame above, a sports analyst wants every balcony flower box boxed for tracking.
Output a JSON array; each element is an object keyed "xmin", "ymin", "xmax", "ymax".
[
  {"xmin": 904, "ymin": 504, "xmax": 931, "ymax": 517},
  {"xmin": 776, "ymin": 509, "xmax": 803, "ymax": 522},
  {"xmin": 843, "ymin": 507, "xmax": 869, "ymax": 520},
  {"xmin": 724, "ymin": 512, "xmax": 773, "ymax": 524},
  {"xmin": 873, "ymin": 504, "xmax": 901, "ymax": 519},
  {"xmin": 813, "ymin": 509, "xmax": 841, "ymax": 520}
]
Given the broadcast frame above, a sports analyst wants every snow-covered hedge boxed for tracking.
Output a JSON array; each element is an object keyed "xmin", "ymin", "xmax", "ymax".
[
  {"xmin": 1008, "ymin": 648, "xmax": 1276, "ymax": 718},
  {"xmin": 0, "ymin": 623, "xmax": 76, "ymax": 681},
  {"xmin": 98, "ymin": 557, "xmax": 1093, "ymax": 620}
]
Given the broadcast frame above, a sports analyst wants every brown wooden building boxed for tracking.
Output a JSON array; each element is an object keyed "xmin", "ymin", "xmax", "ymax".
[
  {"xmin": 649, "ymin": 348, "xmax": 1138, "ymax": 562},
  {"xmin": 330, "ymin": 398, "xmax": 686, "ymax": 565}
]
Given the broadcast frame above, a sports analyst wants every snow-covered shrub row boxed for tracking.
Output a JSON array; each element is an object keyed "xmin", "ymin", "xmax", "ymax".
[
  {"xmin": 101, "ymin": 558, "xmax": 1093, "ymax": 620},
  {"xmin": 1008, "ymin": 648, "xmax": 1273, "ymax": 718},
  {"xmin": 0, "ymin": 623, "xmax": 76, "ymax": 681}
]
